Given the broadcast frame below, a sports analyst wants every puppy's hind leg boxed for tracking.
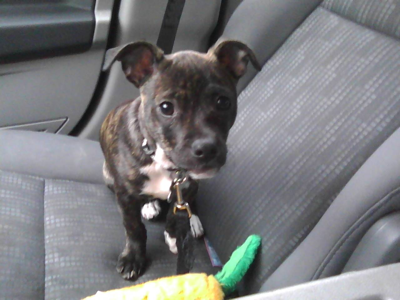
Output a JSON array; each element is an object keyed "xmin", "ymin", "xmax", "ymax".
[{"xmin": 164, "ymin": 230, "xmax": 178, "ymax": 254}]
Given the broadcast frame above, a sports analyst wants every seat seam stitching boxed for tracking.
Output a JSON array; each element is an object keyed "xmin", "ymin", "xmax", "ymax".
[
  {"xmin": 320, "ymin": 6, "xmax": 400, "ymax": 42},
  {"xmin": 0, "ymin": 169, "xmax": 104, "ymax": 186}
]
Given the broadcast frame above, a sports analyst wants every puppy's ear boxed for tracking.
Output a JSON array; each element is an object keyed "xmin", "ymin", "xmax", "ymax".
[
  {"xmin": 209, "ymin": 40, "xmax": 261, "ymax": 79},
  {"xmin": 102, "ymin": 41, "xmax": 164, "ymax": 87}
]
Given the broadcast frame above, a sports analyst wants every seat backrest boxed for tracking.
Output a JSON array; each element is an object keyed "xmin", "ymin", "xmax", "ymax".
[{"xmin": 197, "ymin": 0, "xmax": 400, "ymax": 294}]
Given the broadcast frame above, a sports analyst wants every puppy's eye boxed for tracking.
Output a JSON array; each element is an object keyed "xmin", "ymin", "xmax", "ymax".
[
  {"xmin": 216, "ymin": 96, "xmax": 231, "ymax": 111},
  {"xmin": 160, "ymin": 101, "xmax": 174, "ymax": 116}
]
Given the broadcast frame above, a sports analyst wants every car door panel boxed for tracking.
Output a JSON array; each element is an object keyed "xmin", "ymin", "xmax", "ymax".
[
  {"xmin": 0, "ymin": 0, "xmax": 114, "ymax": 134},
  {"xmin": 0, "ymin": 0, "xmax": 95, "ymax": 63}
]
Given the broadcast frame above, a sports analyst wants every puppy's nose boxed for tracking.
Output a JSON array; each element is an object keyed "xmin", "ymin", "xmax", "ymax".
[{"xmin": 191, "ymin": 138, "xmax": 218, "ymax": 161}]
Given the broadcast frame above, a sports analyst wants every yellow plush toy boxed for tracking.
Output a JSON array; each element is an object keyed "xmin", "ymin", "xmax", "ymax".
[{"xmin": 84, "ymin": 235, "xmax": 261, "ymax": 300}]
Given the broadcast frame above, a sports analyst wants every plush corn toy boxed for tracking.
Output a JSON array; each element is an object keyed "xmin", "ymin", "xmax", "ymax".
[{"xmin": 84, "ymin": 235, "xmax": 261, "ymax": 300}]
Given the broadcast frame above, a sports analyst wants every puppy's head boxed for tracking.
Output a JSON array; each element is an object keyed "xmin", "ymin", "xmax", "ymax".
[{"xmin": 103, "ymin": 40, "xmax": 260, "ymax": 179}]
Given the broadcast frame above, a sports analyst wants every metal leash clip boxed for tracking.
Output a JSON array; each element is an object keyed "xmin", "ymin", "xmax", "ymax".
[{"xmin": 169, "ymin": 170, "xmax": 192, "ymax": 218}]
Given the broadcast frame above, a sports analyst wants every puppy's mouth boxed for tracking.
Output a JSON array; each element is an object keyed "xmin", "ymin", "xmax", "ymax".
[
  {"xmin": 187, "ymin": 168, "xmax": 219, "ymax": 180},
  {"xmin": 153, "ymin": 144, "xmax": 222, "ymax": 179}
]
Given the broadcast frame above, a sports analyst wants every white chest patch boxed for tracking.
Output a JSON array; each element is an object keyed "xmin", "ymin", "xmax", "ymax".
[{"xmin": 140, "ymin": 161, "xmax": 172, "ymax": 200}]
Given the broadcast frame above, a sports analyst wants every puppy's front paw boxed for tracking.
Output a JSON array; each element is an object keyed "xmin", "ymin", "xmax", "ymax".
[
  {"xmin": 190, "ymin": 214, "xmax": 204, "ymax": 238},
  {"xmin": 141, "ymin": 200, "xmax": 161, "ymax": 220},
  {"xmin": 116, "ymin": 251, "xmax": 146, "ymax": 281},
  {"xmin": 164, "ymin": 231, "xmax": 178, "ymax": 254}
]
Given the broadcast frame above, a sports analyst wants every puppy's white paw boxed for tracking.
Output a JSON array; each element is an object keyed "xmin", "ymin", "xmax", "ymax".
[
  {"xmin": 164, "ymin": 231, "xmax": 178, "ymax": 254},
  {"xmin": 190, "ymin": 214, "xmax": 204, "ymax": 238},
  {"xmin": 141, "ymin": 200, "xmax": 161, "ymax": 220}
]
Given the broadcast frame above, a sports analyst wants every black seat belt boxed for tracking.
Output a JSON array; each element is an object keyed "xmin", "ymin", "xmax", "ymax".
[{"xmin": 156, "ymin": 0, "xmax": 186, "ymax": 54}]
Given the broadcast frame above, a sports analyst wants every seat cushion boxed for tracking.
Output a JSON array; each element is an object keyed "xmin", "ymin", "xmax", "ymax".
[
  {"xmin": 0, "ymin": 131, "xmax": 216, "ymax": 300},
  {"xmin": 0, "ymin": 171, "xmax": 45, "ymax": 300},
  {"xmin": 261, "ymin": 127, "xmax": 400, "ymax": 291}
]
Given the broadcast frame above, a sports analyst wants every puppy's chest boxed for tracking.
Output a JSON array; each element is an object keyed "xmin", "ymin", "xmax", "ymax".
[{"xmin": 140, "ymin": 162, "xmax": 172, "ymax": 200}]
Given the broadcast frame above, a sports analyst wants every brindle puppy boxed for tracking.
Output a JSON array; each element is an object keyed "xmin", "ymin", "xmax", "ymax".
[{"xmin": 100, "ymin": 40, "xmax": 260, "ymax": 280}]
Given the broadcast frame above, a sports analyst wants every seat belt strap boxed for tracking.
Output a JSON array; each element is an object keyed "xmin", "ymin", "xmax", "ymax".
[{"xmin": 156, "ymin": 0, "xmax": 186, "ymax": 54}]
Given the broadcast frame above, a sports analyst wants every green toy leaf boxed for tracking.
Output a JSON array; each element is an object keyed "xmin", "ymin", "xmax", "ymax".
[{"xmin": 214, "ymin": 235, "xmax": 261, "ymax": 295}]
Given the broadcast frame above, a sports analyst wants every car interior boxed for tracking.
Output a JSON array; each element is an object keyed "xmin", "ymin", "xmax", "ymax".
[{"xmin": 1, "ymin": 0, "xmax": 400, "ymax": 299}]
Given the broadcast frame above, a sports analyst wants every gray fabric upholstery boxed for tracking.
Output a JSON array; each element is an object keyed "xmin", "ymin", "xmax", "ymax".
[
  {"xmin": 261, "ymin": 127, "xmax": 400, "ymax": 292},
  {"xmin": 0, "ymin": 130, "xmax": 104, "ymax": 184},
  {"xmin": 198, "ymin": 5, "xmax": 400, "ymax": 295},
  {"xmin": 0, "ymin": 172, "xmax": 44, "ymax": 300},
  {"xmin": 221, "ymin": 0, "xmax": 323, "ymax": 93},
  {"xmin": 0, "ymin": 133, "xmax": 215, "ymax": 300},
  {"xmin": 322, "ymin": 0, "xmax": 400, "ymax": 39}
]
